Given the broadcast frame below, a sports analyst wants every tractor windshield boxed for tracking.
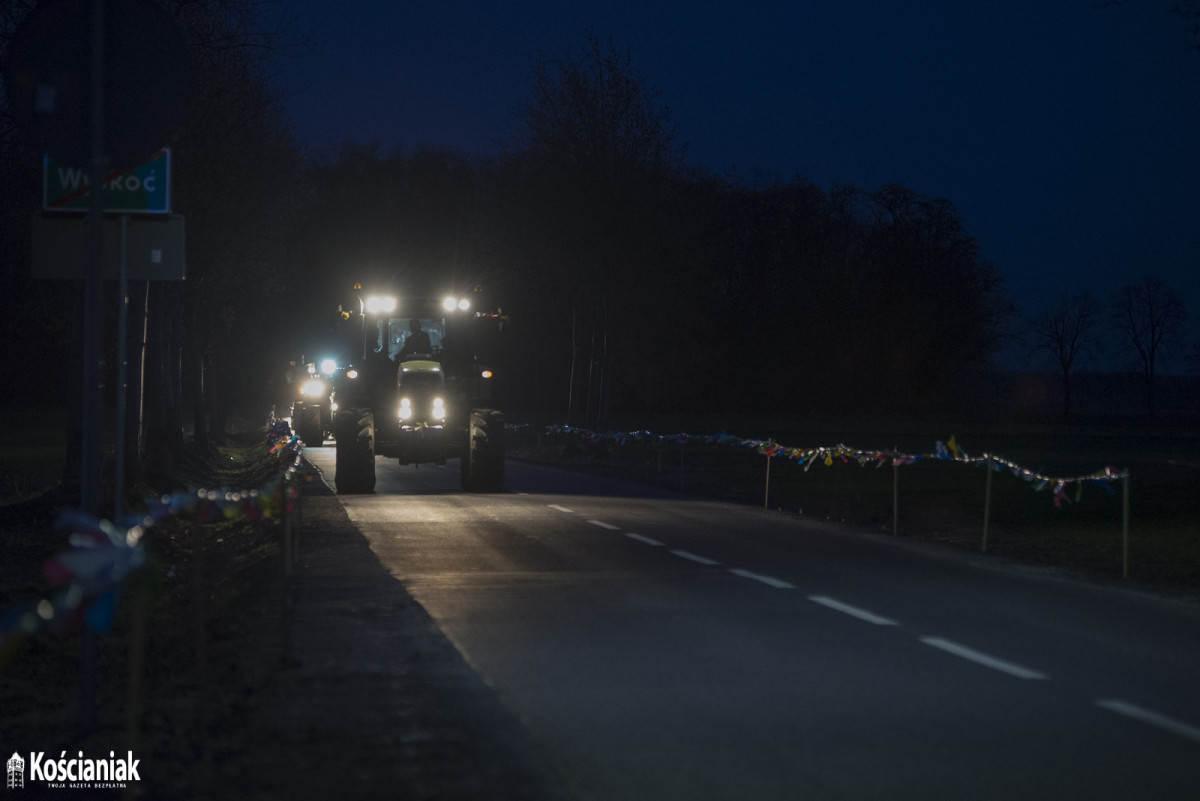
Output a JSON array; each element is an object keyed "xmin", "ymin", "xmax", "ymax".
[{"xmin": 371, "ymin": 317, "xmax": 446, "ymax": 360}]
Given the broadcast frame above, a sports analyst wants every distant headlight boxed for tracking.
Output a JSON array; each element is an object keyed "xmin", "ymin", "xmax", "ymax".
[
  {"xmin": 300, "ymin": 379, "xmax": 327, "ymax": 398},
  {"xmin": 320, "ymin": 359, "xmax": 337, "ymax": 376},
  {"xmin": 346, "ymin": 368, "xmax": 359, "ymax": 380}
]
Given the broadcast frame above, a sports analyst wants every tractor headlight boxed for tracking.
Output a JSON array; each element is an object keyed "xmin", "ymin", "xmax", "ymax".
[
  {"xmin": 432, "ymin": 397, "xmax": 446, "ymax": 420},
  {"xmin": 300, "ymin": 378, "xmax": 327, "ymax": 398},
  {"xmin": 399, "ymin": 397, "xmax": 412, "ymax": 420},
  {"xmin": 365, "ymin": 295, "xmax": 397, "ymax": 314}
]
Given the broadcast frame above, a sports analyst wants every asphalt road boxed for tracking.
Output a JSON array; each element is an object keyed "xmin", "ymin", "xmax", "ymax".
[{"xmin": 303, "ymin": 447, "xmax": 1200, "ymax": 800}]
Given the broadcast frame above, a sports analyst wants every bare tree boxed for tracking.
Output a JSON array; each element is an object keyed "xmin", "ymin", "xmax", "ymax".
[
  {"xmin": 1104, "ymin": 0, "xmax": 1200, "ymax": 51},
  {"xmin": 1112, "ymin": 275, "xmax": 1187, "ymax": 416},
  {"xmin": 1170, "ymin": 0, "xmax": 1200, "ymax": 49},
  {"xmin": 524, "ymin": 30, "xmax": 683, "ymax": 175},
  {"xmin": 519, "ymin": 31, "xmax": 684, "ymax": 429},
  {"xmin": 1030, "ymin": 292, "xmax": 1101, "ymax": 417}
]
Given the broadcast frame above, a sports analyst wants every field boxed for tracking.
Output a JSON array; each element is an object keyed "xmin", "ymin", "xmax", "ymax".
[{"xmin": 509, "ymin": 413, "xmax": 1200, "ymax": 591}]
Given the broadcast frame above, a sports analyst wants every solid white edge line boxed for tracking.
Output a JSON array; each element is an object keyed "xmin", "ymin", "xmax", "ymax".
[
  {"xmin": 547, "ymin": 504, "xmax": 574, "ymax": 513},
  {"xmin": 729, "ymin": 569, "xmax": 794, "ymax": 589},
  {"xmin": 624, "ymin": 533, "xmax": 664, "ymax": 546},
  {"xmin": 670, "ymin": 550, "xmax": 722, "ymax": 566},
  {"xmin": 587, "ymin": 520, "xmax": 621, "ymax": 530},
  {"xmin": 808, "ymin": 595, "xmax": 897, "ymax": 625},
  {"xmin": 919, "ymin": 636, "xmax": 1048, "ymax": 680},
  {"xmin": 1095, "ymin": 699, "xmax": 1200, "ymax": 744}
]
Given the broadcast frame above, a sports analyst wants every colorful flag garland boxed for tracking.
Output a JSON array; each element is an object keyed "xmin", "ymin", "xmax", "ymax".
[
  {"xmin": 542, "ymin": 424, "xmax": 1124, "ymax": 508},
  {"xmin": 0, "ymin": 421, "xmax": 304, "ymax": 662}
]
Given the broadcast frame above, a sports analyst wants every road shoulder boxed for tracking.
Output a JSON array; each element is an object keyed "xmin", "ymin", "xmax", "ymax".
[{"xmin": 224, "ymin": 467, "xmax": 568, "ymax": 800}]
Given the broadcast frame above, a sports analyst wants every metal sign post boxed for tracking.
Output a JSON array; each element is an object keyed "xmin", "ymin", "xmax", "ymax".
[{"xmin": 116, "ymin": 216, "xmax": 129, "ymax": 521}]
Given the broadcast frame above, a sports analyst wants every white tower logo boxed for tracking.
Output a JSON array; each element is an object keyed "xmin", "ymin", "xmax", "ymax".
[{"xmin": 6, "ymin": 752, "xmax": 25, "ymax": 789}]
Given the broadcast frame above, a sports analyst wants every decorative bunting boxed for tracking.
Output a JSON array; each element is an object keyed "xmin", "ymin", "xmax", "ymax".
[
  {"xmin": 0, "ymin": 416, "xmax": 305, "ymax": 657},
  {"xmin": 541, "ymin": 424, "xmax": 1125, "ymax": 505}
]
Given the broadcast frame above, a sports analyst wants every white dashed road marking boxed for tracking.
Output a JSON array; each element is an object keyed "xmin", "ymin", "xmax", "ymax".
[
  {"xmin": 624, "ymin": 533, "xmax": 664, "ymax": 546},
  {"xmin": 808, "ymin": 595, "xmax": 897, "ymax": 625},
  {"xmin": 671, "ymin": 550, "xmax": 722, "ymax": 566},
  {"xmin": 587, "ymin": 520, "xmax": 621, "ymax": 530},
  {"xmin": 919, "ymin": 637, "xmax": 1048, "ymax": 680},
  {"xmin": 729, "ymin": 569, "xmax": 794, "ymax": 589},
  {"xmin": 547, "ymin": 504, "xmax": 575, "ymax": 514},
  {"xmin": 1095, "ymin": 699, "xmax": 1200, "ymax": 745}
]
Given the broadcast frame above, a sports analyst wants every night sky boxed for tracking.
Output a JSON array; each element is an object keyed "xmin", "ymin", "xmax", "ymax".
[{"xmin": 270, "ymin": 1, "xmax": 1200, "ymax": 338}]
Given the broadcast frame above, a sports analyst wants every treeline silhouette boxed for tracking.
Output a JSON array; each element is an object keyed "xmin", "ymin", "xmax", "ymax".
[
  {"xmin": 1, "ymin": 20, "xmax": 1190, "ymax": 499},
  {"xmin": 283, "ymin": 144, "xmax": 1007, "ymax": 426}
]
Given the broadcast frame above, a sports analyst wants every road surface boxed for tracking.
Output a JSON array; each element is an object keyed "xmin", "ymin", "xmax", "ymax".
[{"xmin": 303, "ymin": 446, "xmax": 1200, "ymax": 800}]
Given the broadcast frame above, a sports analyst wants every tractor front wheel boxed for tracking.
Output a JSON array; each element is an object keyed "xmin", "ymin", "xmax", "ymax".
[
  {"xmin": 461, "ymin": 409, "xmax": 504, "ymax": 492},
  {"xmin": 335, "ymin": 406, "xmax": 376, "ymax": 494}
]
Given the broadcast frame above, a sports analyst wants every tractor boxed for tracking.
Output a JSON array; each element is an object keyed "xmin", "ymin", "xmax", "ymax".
[
  {"xmin": 327, "ymin": 286, "xmax": 507, "ymax": 494},
  {"xmin": 289, "ymin": 357, "xmax": 337, "ymax": 447}
]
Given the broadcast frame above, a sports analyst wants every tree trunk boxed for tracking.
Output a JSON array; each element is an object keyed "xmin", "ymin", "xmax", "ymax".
[
  {"xmin": 61, "ymin": 282, "xmax": 85, "ymax": 504},
  {"xmin": 567, "ymin": 306, "xmax": 578, "ymax": 425},
  {"xmin": 1061, "ymin": 371, "xmax": 1073, "ymax": 419},
  {"xmin": 142, "ymin": 286, "xmax": 184, "ymax": 482},
  {"xmin": 122, "ymin": 282, "xmax": 149, "ymax": 482},
  {"xmin": 186, "ymin": 328, "xmax": 210, "ymax": 453}
]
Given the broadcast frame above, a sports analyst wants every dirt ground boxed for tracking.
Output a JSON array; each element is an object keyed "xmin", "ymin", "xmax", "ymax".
[{"xmin": 1, "ymin": 451, "xmax": 566, "ymax": 800}]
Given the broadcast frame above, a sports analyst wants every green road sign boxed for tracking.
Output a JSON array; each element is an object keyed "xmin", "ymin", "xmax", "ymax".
[{"xmin": 43, "ymin": 148, "xmax": 171, "ymax": 214}]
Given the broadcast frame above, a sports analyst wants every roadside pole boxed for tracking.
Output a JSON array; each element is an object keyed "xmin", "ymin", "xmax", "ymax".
[
  {"xmin": 81, "ymin": 0, "xmax": 106, "ymax": 520},
  {"xmin": 78, "ymin": 0, "xmax": 107, "ymax": 733},
  {"xmin": 892, "ymin": 447, "xmax": 899, "ymax": 536},
  {"xmin": 764, "ymin": 453, "xmax": 771, "ymax": 509},
  {"xmin": 982, "ymin": 455, "xmax": 993, "ymax": 553},
  {"xmin": 115, "ymin": 215, "xmax": 129, "ymax": 521},
  {"xmin": 1122, "ymin": 470, "xmax": 1131, "ymax": 579}
]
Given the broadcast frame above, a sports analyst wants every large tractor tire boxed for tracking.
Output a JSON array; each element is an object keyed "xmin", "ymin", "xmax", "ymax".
[
  {"xmin": 335, "ymin": 406, "xmax": 376, "ymax": 494},
  {"xmin": 461, "ymin": 409, "xmax": 505, "ymax": 492},
  {"xmin": 298, "ymin": 403, "xmax": 324, "ymax": 447}
]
